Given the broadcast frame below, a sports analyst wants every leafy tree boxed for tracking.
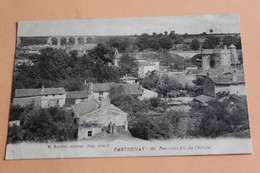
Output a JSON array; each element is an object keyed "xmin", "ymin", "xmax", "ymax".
[
  {"xmin": 158, "ymin": 36, "xmax": 173, "ymax": 50},
  {"xmin": 169, "ymin": 31, "xmax": 177, "ymax": 40},
  {"xmin": 147, "ymin": 38, "xmax": 160, "ymax": 51},
  {"xmin": 190, "ymin": 39, "xmax": 200, "ymax": 50},
  {"xmin": 223, "ymin": 36, "xmax": 242, "ymax": 49},
  {"xmin": 202, "ymin": 36, "xmax": 220, "ymax": 49},
  {"xmin": 108, "ymin": 37, "xmax": 132, "ymax": 52},
  {"xmin": 19, "ymin": 107, "xmax": 77, "ymax": 142},
  {"xmin": 89, "ymin": 43, "xmax": 116, "ymax": 64},
  {"xmin": 135, "ymin": 33, "xmax": 150, "ymax": 51},
  {"xmin": 118, "ymin": 54, "xmax": 139, "ymax": 77},
  {"xmin": 142, "ymin": 71, "xmax": 160, "ymax": 90},
  {"xmin": 209, "ymin": 29, "xmax": 213, "ymax": 34}
]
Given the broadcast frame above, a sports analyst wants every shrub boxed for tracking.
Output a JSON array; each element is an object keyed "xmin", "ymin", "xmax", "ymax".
[
  {"xmin": 9, "ymin": 107, "xmax": 78, "ymax": 143},
  {"xmin": 7, "ymin": 125, "xmax": 24, "ymax": 143}
]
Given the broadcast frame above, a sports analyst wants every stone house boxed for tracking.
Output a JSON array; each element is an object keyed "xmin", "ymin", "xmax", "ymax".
[
  {"xmin": 86, "ymin": 82, "xmax": 144, "ymax": 100},
  {"xmin": 13, "ymin": 87, "xmax": 66, "ymax": 108},
  {"xmin": 194, "ymin": 73, "xmax": 246, "ymax": 104},
  {"xmin": 194, "ymin": 76, "xmax": 215, "ymax": 104},
  {"xmin": 138, "ymin": 61, "xmax": 160, "ymax": 78},
  {"xmin": 66, "ymin": 90, "xmax": 88, "ymax": 105},
  {"xmin": 71, "ymin": 98, "xmax": 128, "ymax": 140}
]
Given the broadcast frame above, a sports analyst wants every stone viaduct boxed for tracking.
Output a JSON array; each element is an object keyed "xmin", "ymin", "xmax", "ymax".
[{"xmin": 46, "ymin": 36, "xmax": 94, "ymax": 46}]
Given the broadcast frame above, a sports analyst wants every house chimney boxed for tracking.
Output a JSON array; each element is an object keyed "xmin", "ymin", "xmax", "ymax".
[
  {"xmin": 124, "ymin": 121, "xmax": 128, "ymax": 131},
  {"xmin": 108, "ymin": 122, "xmax": 113, "ymax": 134},
  {"xmin": 232, "ymin": 74, "xmax": 238, "ymax": 82},
  {"xmin": 100, "ymin": 97, "xmax": 110, "ymax": 107},
  {"xmin": 112, "ymin": 124, "xmax": 117, "ymax": 134}
]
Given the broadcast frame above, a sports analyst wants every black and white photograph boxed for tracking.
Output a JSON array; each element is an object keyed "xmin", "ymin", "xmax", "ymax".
[{"xmin": 6, "ymin": 13, "xmax": 252, "ymax": 159}]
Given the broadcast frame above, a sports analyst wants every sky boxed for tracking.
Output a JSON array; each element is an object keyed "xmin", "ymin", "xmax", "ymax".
[{"xmin": 17, "ymin": 13, "xmax": 241, "ymax": 37}]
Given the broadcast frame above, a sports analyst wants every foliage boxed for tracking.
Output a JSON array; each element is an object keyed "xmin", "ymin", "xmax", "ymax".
[
  {"xmin": 158, "ymin": 36, "xmax": 173, "ymax": 50},
  {"xmin": 118, "ymin": 54, "xmax": 139, "ymax": 77},
  {"xmin": 202, "ymin": 36, "xmax": 220, "ymax": 49},
  {"xmin": 13, "ymin": 46, "xmax": 120, "ymax": 93},
  {"xmin": 190, "ymin": 96, "xmax": 250, "ymax": 138},
  {"xmin": 89, "ymin": 43, "xmax": 116, "ymax": 64},
  {"xmin": 109, "ymin": 87, "xmax": 150, "ymax": 115},
  {"xmin": 190, "ymin": 39, "xmax": 200, "ymax": 50},
  {"xmin": 7, "ymin": 125, "xmax": 24, "ymax": 143},
  {"xmin": 108, "ymin": 37, "xmax": 133, "ymax": 52},
  {"xmin": 129, "ymin": 110, "xmax": 180, "ymax": 140},
  {"xmin": 159, "ymin": 52, "xmax": 185, "ymax": 70},
  {"xmin": 7, "ymin": 107, "xmax": 78, "ymax": 143},
  {"xmin": 142, "ymin": 71, "xmax": 160, "ymax": 90},
  {"xmin": 223, "ymin": 36, "xmax": 242, "ymax": 49}
]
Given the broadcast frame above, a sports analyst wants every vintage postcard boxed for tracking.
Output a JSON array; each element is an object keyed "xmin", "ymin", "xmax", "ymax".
[{"xmin": 6, "ymin": 13, "xmax": 252, "ymax": 159}]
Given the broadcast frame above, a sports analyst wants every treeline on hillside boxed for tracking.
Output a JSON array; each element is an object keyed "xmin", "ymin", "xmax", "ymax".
[
  {"xmin": 19, "ymin": 32, "xmax": 242, "ymax": 52},
  {"xmin": 107, "ymin": 32, "xmax": 241, "ymax": 52},
  {"xmin": 13, "ymin": 44, "xmax": 139, "ymax": 95}
]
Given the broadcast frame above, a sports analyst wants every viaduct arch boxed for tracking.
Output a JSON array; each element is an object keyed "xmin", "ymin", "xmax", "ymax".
[{"xmin": 47, "ymin": 36, "xmax": 94, "ymax": 46}]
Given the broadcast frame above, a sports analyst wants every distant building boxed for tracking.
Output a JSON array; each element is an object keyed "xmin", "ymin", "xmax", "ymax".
[
  {"xmin": 193, "ymin": 76, "xmax": 215, "ymax": 104},
  {"xmin": 72, "ymin": 98, "xmax": 129, "ymax": 140},
  {"xmin": 200, "ymin": 44, "xmax": 240, "ymax": 73},
  {"xmin": 13, "ymin": 87, "xmax": 66, "ymax": 108},
  {"xmin": 9, "ymin": 120, "xmax": 21, "ymax": 127},
  {"xmin": 138, "ymin": 61, "xmax": 160, "ymax": 78},
  {"xmin": 120, "ymin": 75, "xmax": 138, "ymax": 84},
  {"xmin": 194, "ymin": 73, "xmax": 246, "ymax": 104},
  {"xmin": 86, "ymin": 82, "xmax": 144, "ymax": 100}
]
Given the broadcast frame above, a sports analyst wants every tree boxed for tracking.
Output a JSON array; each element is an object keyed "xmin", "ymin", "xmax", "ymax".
[
  {"xmin": 142, "ymin": 71, "xmax": 160, "ymax": 90},
  {"xmin": 169, "ymin": 31, "xmax": 177, "ymax": 40},
  {"xmin": 135, "ymin": 33, "xmax": 150, "ymax": 51},
  {"xmin": 19, "ymin": 107, "xmax": 77, "ymax": 142},
  {"xmin": 209, "ymin": 29, "xmax": 213, "ymax": 34},
  {"xmin": 108, "ymin": 37, "xmax": 132, "ymax": 52},
  {"xmin": 202, "ymin": 36, "xmax": 220, "ymax": 49},
  {"xmin": 223, "ymin": 36, "xmax": 242, "ymax": 49},
  {"xmin": 190, "ymin": 39, "xmax": 200, "ymax": 50},
  {"xmin": 158, "ymin": 36, "xmax": 173, "ymax": 50},
  {"xmin": 118, "ymin": 54, "xmax": 139, "ymax": 77},
  {"xmin": 89, "ymin": 43, "xmax": 116, "ymax": 64}
]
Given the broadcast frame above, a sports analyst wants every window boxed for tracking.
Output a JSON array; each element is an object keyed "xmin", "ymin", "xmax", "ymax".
[
  {"xmin": 99, "ymin": 92, "xmax": 103, "ymax": 95},
  {"xmin": 87, "ymin": 131, "xmax": 92, "ymax": 137},
  {"xmin": 53, "ymin": 94, "xmax": 55, "ymax": 96}
]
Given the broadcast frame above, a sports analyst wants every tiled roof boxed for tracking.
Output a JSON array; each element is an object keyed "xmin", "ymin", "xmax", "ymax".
[
  {"xmin": 15, "ymin": 89, "xmax": 42, "ymax": 97},
  {"xmin": 113, "ymin": 84, "xmax": 143, "ymax": 95},
  {"xmin": 13, "ymin": 97, "xmax": 42, "ymax": 107},
  {"xmin": 66, "ymin": 91, "xmax": 88, "ymax": 99},
  {"xmin": 72, "ymin": 99, "xmax": 100, "ymax": 117},
  {"xmin": 92, "ymin": 83, "xmax": 143, "ymax": 95},
  {"xmin": 41, "ymin": 88, "xmax": 66, "ymax": 95},
  {"xmin": 74, "ymin": 99, "xmax": 128, "ymax": 126},
  {"xmin": 92, "ymin": 83, "xmax": 114, "ymax": 92},
  {"xmin": 194, "ymin": 95, "xmax": 213, "ymax": 104},
  {"xmin": 15, "ymin": 87, "xmax": 66, "ymax": 97},
  {"xmin": 210, "ymin": 74, "xmax": 245, "ymax": 85}
]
